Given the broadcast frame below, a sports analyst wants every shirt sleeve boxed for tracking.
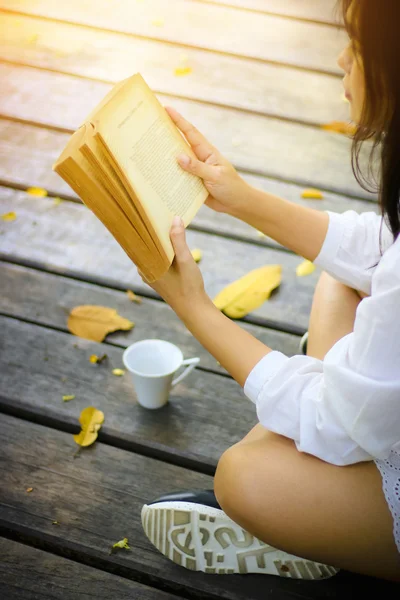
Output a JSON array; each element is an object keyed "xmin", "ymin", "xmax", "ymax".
[
  {"xmin": 313, "ymin": 210, "xmax": 394, "ymax": 295},
  {"xmin": 244, "ymin": 238, "xmax": 400, "ymax": 466}
]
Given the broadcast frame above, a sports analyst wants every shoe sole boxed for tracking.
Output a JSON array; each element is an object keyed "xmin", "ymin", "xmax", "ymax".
[{"xmin": 141, "ymin": 501, "xmax": 339, "ymax": 579}]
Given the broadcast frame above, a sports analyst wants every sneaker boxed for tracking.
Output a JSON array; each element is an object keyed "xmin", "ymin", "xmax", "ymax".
[
  {"xmin": 299, "ymin": 331, "xmax": 308, "ymax": 355},
  {"xmin": 141, "ymin": 489, "xmax": 339, "ymax": 579}
]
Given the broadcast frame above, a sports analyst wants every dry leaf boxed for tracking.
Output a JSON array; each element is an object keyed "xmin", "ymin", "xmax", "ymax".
[
  {"xmin": 174, "ymin": 66, "xmax": 192, "ymax": 76},
  {"xmin": 73, "ymin": 407, "xmax": 105, "ymax": 447},
  {"xmin": 301, "ymin": 188, "xmax": 324, "ymax": 200},
  {"xmin": 126, "ymin": 290, "xmax": 142, "ymax": 304},
  {"xmin": 321, "ymin": 121, "xmax": 356, "ymax": 136},
  {"xmin": 68, "ymin": 305, "xmax": 134, "ymax": 342},
  {"xmin": 1, "ymin": 212, "xmax": 16, "ymax": 222},
  {"xmin": 112, "ymin": 368, "xmax": 125, "ymax": 376},
  {"xmin": 113, "ymin": 537, "xmax": 130, "ymax": 550},
  {"xmin": 296, "ymin": 259, "xmax": 316, "ymax": 277},
  {"xmin": 213, "ymin": 265, "xmax": 282, "ymax": 319},
  {"xmin": 62, "ymin": 394, "xmax": 75, "ymax": 402},
  {"xmin": 26, "ymin": 186, "xmax": 48, "ymax": 197},
  {"xmin": 26, "ymin": 487, "xmax": 33, "ymax": 493},
  {"xmin": 89, "ymin": 353, "xmax": 108, "ymax": 364},
  {"xmin": 191, "ymin": 248, "xmax": 203, "ymax": 263}
]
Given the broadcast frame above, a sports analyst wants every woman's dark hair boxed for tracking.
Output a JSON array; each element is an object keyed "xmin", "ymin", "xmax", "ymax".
[{"xmin": 338, "ymin": 0, "xmax": 400, "ymax": 246}]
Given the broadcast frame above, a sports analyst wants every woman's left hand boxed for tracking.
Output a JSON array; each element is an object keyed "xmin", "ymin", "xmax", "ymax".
[{"xmin": 138, "ymin": 216, "xmax": 208, "ymax": 312}]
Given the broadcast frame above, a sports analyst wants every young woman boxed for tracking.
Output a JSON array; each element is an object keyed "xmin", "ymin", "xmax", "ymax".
[{"xmin": 139, "ymin": 0, "xmax": 400, "ymax": 582}]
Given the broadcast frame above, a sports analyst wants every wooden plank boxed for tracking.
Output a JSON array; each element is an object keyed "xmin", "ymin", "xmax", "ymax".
[
  {"xmin": 1, "ymin": 0, "xmax": 347, "ymax": 74},
  {"xmin": 0, "ymin": 539, "xmax": 183, "ymax": 600},
  {"xmin": 0, "ymin": 64, "xmax": 375, "ymax": 200},
  {"xmin": 212, "ymin": 1, "xmax": 339, "ymax": 25},
  {"xmin": 0, "ymin": 415, "xmax": 396, "ymax": 598},
  {"xmin": 0, "ymin": 12, "xmax": 348, "ymax": 126},
  {"xmin": 0, "ymin": 121, "xmax": 378, "ymax": 253},
  {"xmin": 0, "ymin": 314, "xmax": 259, "ymax": 471},
  {"xmin": 0, "ymin": 189, "xmax": 321, "ymax": 330},
  {"xmin": 0, "ymin": 262, "xmax": 302, "ymax": 369}
]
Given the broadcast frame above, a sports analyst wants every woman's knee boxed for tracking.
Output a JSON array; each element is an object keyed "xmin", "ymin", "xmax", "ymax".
[{"xmin": 214, "ymin": 444, "xmax": 251, "ymax": 518}]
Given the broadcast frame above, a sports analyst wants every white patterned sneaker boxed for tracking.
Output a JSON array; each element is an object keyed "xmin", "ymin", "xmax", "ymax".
[{"xmin": 141, "ymin": 490, "xmax": 339, "ymax": 580}]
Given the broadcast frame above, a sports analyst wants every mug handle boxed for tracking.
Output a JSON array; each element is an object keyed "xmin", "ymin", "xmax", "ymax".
[{"xmin": 172, "ymin": 357, "xmax": 200, "ymax": 386}]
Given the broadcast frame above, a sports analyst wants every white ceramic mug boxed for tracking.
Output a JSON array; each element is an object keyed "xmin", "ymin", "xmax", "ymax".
[{"xmin": 122, "ymin": 339, "xmax": 200, "ymax": 409}]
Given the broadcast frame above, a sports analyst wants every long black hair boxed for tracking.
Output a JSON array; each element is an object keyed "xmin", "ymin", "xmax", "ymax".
[{"xmin": 338, "ymin": 0, "xmax": 400, "ymax": 244}]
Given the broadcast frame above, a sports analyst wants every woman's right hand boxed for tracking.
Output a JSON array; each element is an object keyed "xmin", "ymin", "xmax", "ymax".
[{"xmin": 166, "ymin": 106, "xmax": 251, "ymax": 216}]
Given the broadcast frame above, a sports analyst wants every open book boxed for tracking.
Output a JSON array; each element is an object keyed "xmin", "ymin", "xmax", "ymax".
[{"xmin": 53, "ymin": 73, "xmax": 208, "ymax": 282}]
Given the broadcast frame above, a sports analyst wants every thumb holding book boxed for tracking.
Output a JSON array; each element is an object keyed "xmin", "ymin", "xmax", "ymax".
[{"xmin": 166, "ymin": 107, "xmax": 251, "ymax": 218}]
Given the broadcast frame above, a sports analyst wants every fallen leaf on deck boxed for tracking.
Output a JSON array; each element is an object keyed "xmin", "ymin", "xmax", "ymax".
[
  {"xmin": 213, "ymin": 265, "xmax": 282, "ymax": 318},
  {"xmin": 191, "ymin": 248, "xmax": 203, "ymax": 263},
  {"xmin": 62, "ymin": 394, "xmax": 75, "ymax": 402},
  {"xmin": 68, "ymin": 305, "xmax": 134, "ymax": 342},
  {"xmin": 113, "ymin": 537, "xmax": 130, "ymax": 550},
  {"xmin": 89, "ymin": 354, "xmax": 108, "ymax": 364},
  {"xmin": 73, "ymin": 407, "xmax": 105, "ymax": 447},
  {"xmin": 1, "ymin": 212, "xmax": 16, "ymax": 222},
  {"xmin": 321, "ymin": 121, "xmax": 356, "ymax": 136},
  {"xmin": 26, "ymin": 487, "xmax": 33, "ymax": 493},
  {"xmin": 126, "ymin": 290, "xmax": 142, "ymax": 304},
  {"xmin": 296, "ymin": 259, "xmax": 316, "ymax": 277},
  {"xmin": 301, "ymin": 188, "xmax": 324, "ymax": 200},
  {"xmin": 112, "ymin": 368, "xmax": 126, "ymax": 376},
  {"xmin": 174, "ymin": 66, "xmax": 192, "ymax": 76},
  {"xmin": 26, "ymin": 186, "xmax": 48, "ymax": 197}
]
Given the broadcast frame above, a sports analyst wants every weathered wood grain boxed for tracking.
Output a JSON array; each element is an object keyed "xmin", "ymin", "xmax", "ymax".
[
  {"xmin": 211, "ymin": 0, "xmax": 339, "ymax": 25},
  {"xmin": 0, "ymin": 539, "xmax": 183, "ymax": 600},
  {"xmin": 0, "ymin": 64, "xmax": 375, "ymax": 200},
  {"xmin": 0, "ymin": 0, "xmax": 347, "ymax": 74},
  {"xmin": 0, "ymin": 314, "xmax": 258, "ymax": 470},
  {"xmin": 0, "ymin": 415, "xmax": 396, "ymax": 598},
  {"xmin": 0, "ymin": 189, "xmax": 322, "ymax": 330},
  {"xmin": 0, "ymin": 262, "xmax": 302, "ymax": 368},
  {"xmin": 0, "ymin": 121, "xmax": 378, "ymax": 253},
  {"xmin": 0, "ymin": 12, "xmax": 348, "ymax": 126}
]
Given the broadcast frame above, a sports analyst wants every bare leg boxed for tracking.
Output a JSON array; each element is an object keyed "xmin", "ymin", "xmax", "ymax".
[{"xmin": 214, "ymin": 272, "xmax": 400, "ymax": 581}]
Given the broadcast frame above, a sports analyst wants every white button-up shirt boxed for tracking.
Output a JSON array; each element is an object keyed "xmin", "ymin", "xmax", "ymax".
[{"xmin": 244, "ymin": 210, "xmax": 400, "ymax": 465}]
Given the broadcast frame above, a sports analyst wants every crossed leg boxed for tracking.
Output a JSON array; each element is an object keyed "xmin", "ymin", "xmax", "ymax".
[{"xmin": 214, "ymin": 272, "xmax": 400, "ymax": 582}]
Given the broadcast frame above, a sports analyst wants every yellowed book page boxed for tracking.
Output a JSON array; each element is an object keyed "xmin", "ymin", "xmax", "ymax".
[
  {"xmin": 91, "ymin": 73, "xmax": 208, "ymax": 261},
  {"xmin": 53, "ymin": 127, "xmax": 163, "ymax": 281}
]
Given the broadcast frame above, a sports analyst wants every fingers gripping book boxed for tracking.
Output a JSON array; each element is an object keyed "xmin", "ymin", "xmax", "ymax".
[{"xmin": 53, "ymin": 74, "xmax": 208, "ymax": 282}]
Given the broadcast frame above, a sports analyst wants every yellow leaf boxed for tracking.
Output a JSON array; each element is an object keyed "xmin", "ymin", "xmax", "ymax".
[
  {"xmin": 113, "ymin": 537, "xmax": 130, "ymax": 550},
  {"xmin": 321, "ymin": 121, "xmax": 356, "ymax": 136},
  {"xmin": 213, "ymin": 265, "xmax": 282, "ymax": 319},
  {"xmin": 296, "ymin": 259, "xmax": 316, "ymax": 277},
  {"xmin": 112, "ymin": 368, "xmax": 125, "ymax": 377},
  {"xmin": 89, "ymin": 354, "xmax": 107, "ymax": 364},
  {"xmin": 191, "ymin": 248, "xmax": 203, "ymax": 263},
  {"xmin": 174, "ymin": 66, "xmax": 192, "ymax": 77},
  {"xmin": 126, "ymin": 290, "xmax": 142, "ymax": 304},
  {"xmin": 53, "ymin": 197, "xmax": 63, "ymax": 206},
  {"xmin": 26, "ymin": 186, "xmax": 48, "ymax": 197},
  {"xmin": 26, "ymin": 487, "xmax": 33, "ymax": 493},
  {"xmin": 301, "ymin": 188, "xmax": 324, "ymax": 200},
  {"xmin": 62, "ymin": 394, "xmax": 75, "ymax": 402},
  {"xmin": 73, "ymin": 407, "xmax": 104, "ymax": 447},
  {"xmin": 1, "ymin": 212, "xmax": 16, "ymax": 222},
  {"xmin": 68, "ymin": 305, "xmax": 134, "ymax": 342}
]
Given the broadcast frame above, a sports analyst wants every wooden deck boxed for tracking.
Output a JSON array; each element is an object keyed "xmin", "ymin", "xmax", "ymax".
[{"xmin": 0, "ymin": 1, "xmax": 398, "ymax": 597}]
